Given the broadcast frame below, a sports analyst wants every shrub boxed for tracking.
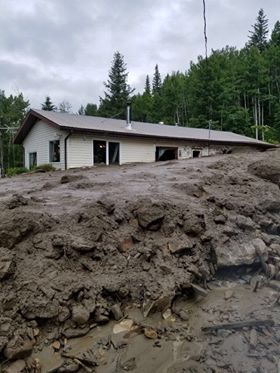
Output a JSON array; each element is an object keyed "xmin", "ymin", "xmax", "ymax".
[
  {"xmin": 34, "ymin": 163, "xmax": 56, "ymax": 172},
  {"xmin": 6, "ymin": 167, "xmax": 28, "ymax": 177}
]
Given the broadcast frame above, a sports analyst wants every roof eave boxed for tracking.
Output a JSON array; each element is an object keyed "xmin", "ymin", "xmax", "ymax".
[{"xmin": 14, "ymin": 109, "xmax": 61, "ymax": 144}]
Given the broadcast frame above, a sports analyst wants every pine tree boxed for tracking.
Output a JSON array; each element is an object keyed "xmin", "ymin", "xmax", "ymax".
[
  {"xmin": 248, "ymin": 9, "xmax": 269, "ymax": 51},
  {"xmin": 78, "ymin": 105, "xmax": 85, "ymax": 115},
  {"xmin": 99, "ymin": 51, "xmax": 134, "ymax": 119},
  {"xmin": 271, "ymin": 21, "xmax": 280, "ymax": 46},
  {"xmin": 84, "ymin": 103, "xmax": 98, "ymax": 116},
  {"xmin": 41, "ymin": 96, "xmax": 56, "ymax": 111},
  {"xmin": 152, "ymin": 65, "xmax": 162, "ymax": 95},
  {"xmin": 144, "ymin": 75, "xmax": 151, "ymax": 95}
]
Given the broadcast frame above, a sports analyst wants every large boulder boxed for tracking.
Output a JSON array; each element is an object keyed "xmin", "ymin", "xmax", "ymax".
[{"xmin": 215, "ymin": 238, "xmax": 267, "ymax": 268}]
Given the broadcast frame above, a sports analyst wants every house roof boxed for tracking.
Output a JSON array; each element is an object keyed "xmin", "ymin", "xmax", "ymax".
[{"xmin": 14, "ymin": 109, "xmax": 273, "ymax": 148}]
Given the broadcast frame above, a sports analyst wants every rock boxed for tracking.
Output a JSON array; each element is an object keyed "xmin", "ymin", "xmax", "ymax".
[
  {"xmin": 144, "ymin": 327, "xmax": 158, "ymax": 339},
  {"xmin": 0, "ymin": 248, "xmax": 15, "ymax": 280},
  {"xmin": 0, "ymin": 317, "xmax": 12, "ymax": 336},
  {"xmin": 63, "ymin": 326, "xmax": 90, "ymax": 339},
  {"xmin": 167, "ymin": 237, "xmax": 193, "ymax": 255},
  {"xmin": 143, "ymin": 293, "xmax": 173, "ymax": 317},
  {"xmin": 52, "ymin": 340, "xmax": 61, "ymax": 351},
  {"xmin": 249, "ymin": 329, "xmax": 258, "ymax": 348},
  {"xmin": 21, "ymin": 299, "xmax": 60, "ymax": 320},
  {"xmin": 136, "ymin": 206, "xmax": 165, "ymax": 231},
  {"xmin": 119, "ymin": 237, "xmax": 133, "ymax": 253},
  {"xmin": 215, "ymin": 238, "xmax": 268, "ymax": 268},
  {"xmin": 71, "ymin": 238, "xmax": 95, "ymax": 253},
  {"xmin": 234, "ymin": 215, "xmax": 256, "ymax": 231},
  {"xmin": 72, "ymin": 305, "xmax": 90, "ymax": 325},
  {"xmin": 224, "ymin": 289, "xmax": 234, "ymax": 300},
  {"xmin": 183, "ymin": 213, "xmax": 205, "ymax": 236},
  {"xmin": 4, "ymin": 360, "xmax": 26, "ymax": 373},
  {"xmin": 113, "ymin": 319, "xmax": 134, "ymax": 334},
  {"xmin": 111, "ymin": 304, "xmax": 123, "ymax": 321},
  {"xmin": 58, "ymin": 307, "xmax": 71, "ymax": 323},
  {"xmin": 162, "ymin": 309, "xmax": 172, "ymax": 320},
  {"xmin": 4, "ymin": 336, "xmax": 34, "ymax": 360},
  {"xmin": 214, "ymin": 215, "xmax": 227, "ymax": 224}
]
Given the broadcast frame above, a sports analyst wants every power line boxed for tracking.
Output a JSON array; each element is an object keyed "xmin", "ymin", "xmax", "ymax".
[{"xmin": 202, "ymin": 0, "xmax": 208, "ymax": 59}]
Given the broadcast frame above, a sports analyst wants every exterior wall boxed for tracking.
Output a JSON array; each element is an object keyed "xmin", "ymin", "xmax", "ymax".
[
  {"xmin": 23, "ymin": 120, "xmax": 66, "ymax": 170},
  {"xmin": 23, "ymin": 122, "xmax": 260, "ymax": 170},
  {"xmin": 67, "ymin": 134, "xmax": 93, "ymax": 168}
]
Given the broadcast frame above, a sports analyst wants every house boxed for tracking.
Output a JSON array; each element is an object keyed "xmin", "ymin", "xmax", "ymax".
[{"xmin": 14, "ymin": 107, "xmax": 273, "ymax": 170}]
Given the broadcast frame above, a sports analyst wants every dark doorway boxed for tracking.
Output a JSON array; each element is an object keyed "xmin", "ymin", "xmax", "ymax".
[
  {"xmin": 156, "ymin": 147, "xmax": 178, "ymax": 161},
  {"xmin": 192, "ymin": 150, "xmax": 201, "ymax": 158},
  {"xmin": 29, "ymin": 152, "xmax": 37, "ymax": 168},
  {"xmin": 93, "ymin": 140, "xmax": 106, "ymax": 164},
  {"xmin": 109, "ymin": 142, "xmax": 120, "ymax": 165}
]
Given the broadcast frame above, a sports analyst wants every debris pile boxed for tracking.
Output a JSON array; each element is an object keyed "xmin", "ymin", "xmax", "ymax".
[{"xmin": 0, "ymin": 148, "xmax": 279, "ymax": 371}]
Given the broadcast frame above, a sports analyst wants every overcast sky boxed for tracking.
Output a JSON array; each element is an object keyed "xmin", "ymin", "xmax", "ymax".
[{"xmin": 0, "ymin": 0, "xmax": 279, "ymax": 112}]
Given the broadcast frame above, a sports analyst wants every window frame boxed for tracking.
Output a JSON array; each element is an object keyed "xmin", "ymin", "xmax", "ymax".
[{"xmin": 49, "ymin": 140, "xmax": 61, "ymax": 163}]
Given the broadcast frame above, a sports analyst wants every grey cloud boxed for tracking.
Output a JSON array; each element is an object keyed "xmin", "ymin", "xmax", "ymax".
[{"xmin": 0, "ymin": 0, "xmax": 279, "ymax": 111}]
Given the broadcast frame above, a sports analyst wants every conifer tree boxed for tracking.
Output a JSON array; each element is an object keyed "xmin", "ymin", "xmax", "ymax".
[
  {"xmin": 271, "ymin": 21, "xmax": 280, "ymax": 46},
  {"xmin": 99, "ymin": 51, "xmax": 134, "ymax": 119},
  {"xmin": 144, "ymin": 75, "xmax": 151, "ymax": 95},
  {"xmin": 41, "ymin": 96, "xmax": 56, "ymax": 111},
  {"xmin": 152, "ymin": 65, "xmax": 162, "ymax": 95},
  {"xmin": 248, "ymin": 9, "xmax": 269, "ymax": 51}
]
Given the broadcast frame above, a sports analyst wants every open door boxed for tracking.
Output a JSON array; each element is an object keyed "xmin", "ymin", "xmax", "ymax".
[
  {"xmin": 109, "ymin": 142, "xmax": 120, "ymax": 165},
  {"xmin": 93, "ymin": 140, "xmax": 106, "ymax": 164},
  {"xmin": 156, "ymin": 147, "xmax": 178, "ymax": 161}
]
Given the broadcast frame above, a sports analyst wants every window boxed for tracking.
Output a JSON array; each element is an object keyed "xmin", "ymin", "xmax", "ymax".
[
  {"xmin": 29, "ymin": 152, "xmax": 37, "ymax": 168},
  {"xmin": 49, "ymin": 140, "xmax": 60, "ymax": 162}
]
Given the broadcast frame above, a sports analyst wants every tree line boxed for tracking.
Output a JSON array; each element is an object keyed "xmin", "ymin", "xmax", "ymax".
[{"xmin": 0, "ymin": 8, "xmax": 279, "ymax": 171}]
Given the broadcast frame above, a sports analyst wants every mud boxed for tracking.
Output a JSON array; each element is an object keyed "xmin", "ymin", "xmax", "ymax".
[{"xmin": 0, "ymin": 148, "xmax": 280, "ymax": 372}]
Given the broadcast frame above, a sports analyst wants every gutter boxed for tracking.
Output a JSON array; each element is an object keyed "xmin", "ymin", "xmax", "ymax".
[{"xmin": 64, "ymin": 131, "xmax": 72, "ymax": 170}]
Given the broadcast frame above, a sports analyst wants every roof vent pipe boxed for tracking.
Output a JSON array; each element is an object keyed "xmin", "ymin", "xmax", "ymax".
[{"xmin": 126, "ymin": 101, "xmax": 132, "ymax": 130}]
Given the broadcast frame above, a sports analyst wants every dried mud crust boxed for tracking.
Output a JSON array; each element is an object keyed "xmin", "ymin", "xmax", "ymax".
[{"xmin": 0, "ymin": 148, "xmax": 280, "ymax": 371}]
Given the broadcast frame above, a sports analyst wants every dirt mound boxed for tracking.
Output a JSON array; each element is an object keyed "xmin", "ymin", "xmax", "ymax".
[
  {"xmin": 0, "ymin": 149, "xmax": 280, "ymax": 370},
  {"xmin": 248, "ymin": 157, "xmax": 280, "ymax": 186}
]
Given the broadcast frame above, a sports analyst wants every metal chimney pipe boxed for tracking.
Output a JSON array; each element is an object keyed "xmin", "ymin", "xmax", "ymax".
[{"xmin": 126, "ymin": 102, "xmax": 132, "ymax": 130}]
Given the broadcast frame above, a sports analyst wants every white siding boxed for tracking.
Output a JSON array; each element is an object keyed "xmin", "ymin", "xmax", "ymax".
[
  {"xmin": 67, "ymin": 134, "xmax": 93, "ymax": 168},
  {"xmin": 120, "ymin": 138, "xmax": 155, "ymax": 164},
  {"xmin": 23, "ymin": 120, "xmax": 66, "ymax": 170}
]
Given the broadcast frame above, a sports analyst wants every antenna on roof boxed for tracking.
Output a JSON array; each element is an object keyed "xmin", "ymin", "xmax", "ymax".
[{"xmin": 126, "ymin": 101, "xmax": 132, "ymax": 130}]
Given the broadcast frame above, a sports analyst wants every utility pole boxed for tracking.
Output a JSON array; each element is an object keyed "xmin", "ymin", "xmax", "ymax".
[{"xmin": 0, "ymin": 117, "xmax": 4, "ymax": 177}]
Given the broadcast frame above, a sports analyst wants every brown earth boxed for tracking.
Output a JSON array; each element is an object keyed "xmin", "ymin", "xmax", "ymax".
[{"xmin": 0, "ymin": 147, "xmax": 280, "ymax": 372}]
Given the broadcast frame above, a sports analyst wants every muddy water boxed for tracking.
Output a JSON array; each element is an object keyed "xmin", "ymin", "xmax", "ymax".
[{"xmin": 34, "ymin": 277, "xmax": 280, "ymax": 373}]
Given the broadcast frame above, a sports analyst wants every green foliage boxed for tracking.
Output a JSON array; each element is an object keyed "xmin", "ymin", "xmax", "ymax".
[
  {"xmin": 41, "ymin": 96, "xmax": 56, "ymax": 111},
  {"xmin": 0, "ymin": 90, "xmax": 29, "ymax": 170},
  {"xmin": 6, "ymin": 167, "xmax": 28, "ymax": 177},
  {"xmin": 84, "ymin": 103, "xmax": 98, "ymax": 116},
  {"xmin": 99, "ymin": 51, "xmax": 134, "ymax": 119},
  {"xmin": 248, "ymin": 9, "xmax": 269, "ymax": 51},
  {"xmin": 152, "ymin": 65, "xmax": 162, "ymax": 95},
  {"xmin": 34, "ymin": 163, "xmax": 56, "ymax": 172}
]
